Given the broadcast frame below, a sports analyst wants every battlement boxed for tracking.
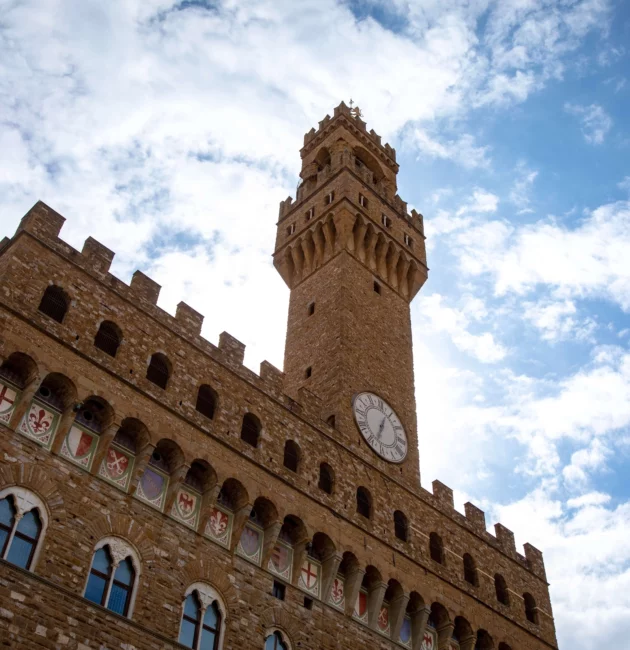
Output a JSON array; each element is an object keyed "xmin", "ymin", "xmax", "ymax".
[
  {"xmin": 302, "ymin": 101, "xmax": 397, "ymax": 164},
  {"xmin": 2, "ymin": 200, "xmax": 547, "ymax": 586}
]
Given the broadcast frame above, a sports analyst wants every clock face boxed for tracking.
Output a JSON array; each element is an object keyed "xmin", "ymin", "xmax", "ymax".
[{"xmin": 352, "ymin": 392, "xmax": 408, "ymax": 463}]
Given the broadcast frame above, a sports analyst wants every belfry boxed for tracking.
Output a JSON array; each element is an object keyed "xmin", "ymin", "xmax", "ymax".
[{"xmin": 0, "ymin": 102, "xmax": 557, "ymax": 650}]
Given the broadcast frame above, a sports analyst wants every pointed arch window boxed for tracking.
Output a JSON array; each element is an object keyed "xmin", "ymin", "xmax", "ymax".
[
  {"xmin": 179, "ymin": 583, "xmax": 225, "ymax": 650},
  {"xmin": 524, "ymin": 592, "xmax": 539, "ymax": 624},
  {"xmin": 429, "ymin": 532, "xmax": 444, "ymax": 564},
  {"xmin": 318, "ymin": 463, "xmax": 334, "ymax": 494},
  {"xmin": 283, "ymin": 440, "xmax": 300, "ymax": 473},
  {"xmin": 0, "ymin": 488, "xmax": 47, "ymax": 571},
  {"xmin": 84, "ymin": 539, "xmax": 139, "ymax": 617},
  {"xmin": 463, "ymin": 553, "xmax": 478, "ymax": 586},
  {"xmin": 394, "ymin": 510, "xmax": 408, "ymax": 542},
  {"xmin": 240, "ymin": 413, "xmax": 261, "ymax": 447},
  {"xmin": 196, "ymin": 384, "xmax": 217, "ymax": 419},
  {"xmin": 495, "ymin": 574, "xmax": 509, "ymax": 605},
  {"xmin": 265, "ymin": 631, "xmax": 289, "ymax": 650},
  {"xmin": 38, "ymin": 285, "xmax": 69, "ymax": 323},
  {"xmin": 356, "ymin": 487, "xmax": 371, "ymax": 518}
]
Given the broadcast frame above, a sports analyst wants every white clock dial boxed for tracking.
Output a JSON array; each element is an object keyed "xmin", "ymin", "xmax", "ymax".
[{"xmin": 352, "ymin": 392, "xmax": 408, "ymax": 463}]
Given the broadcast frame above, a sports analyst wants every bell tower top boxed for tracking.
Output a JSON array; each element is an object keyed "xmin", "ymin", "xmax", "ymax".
[{"xmin": 274, "ymin": 102, "xmax": 428, "ymax": 489}]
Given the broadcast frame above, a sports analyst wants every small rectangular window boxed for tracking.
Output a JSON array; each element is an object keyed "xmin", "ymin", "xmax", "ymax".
[
  {"xmin": 359, "ymin": 194, "xmax": 368, "ymax": 208},
  {"xmin": 308, "ymin": 302, "xmax": 315, "ymax": 316},
  {"xmin": 304, "ymin": 597, "xmax": 313, "ymax": 610},
  {"xmin": 404, "ymin": 233, "xmax": 413, "ymax": 247},
  {"xmin": 374, "ymin": 281, "xmax": 381, "ymax": 295},
  {"xmin": 305, "ymin": 366, "xmax": 312, "ymax": 379},
  {"xmin": 272, "ymin": 581, "xmax": 286, "ymax": 601},
  {"xmin": 287, "ymin": 223, "xmax": 295, "ymax": 236},
  {"xmin": 324, "ymin": 191, "xmax": 334, "ymax": 205},
  {"xmin": 382, "ymin": 214, "xmax": 391, "ymax": 228},
  {"xmin": 306, "ymin": 207, "xmax": 314, "ymax": 221}
]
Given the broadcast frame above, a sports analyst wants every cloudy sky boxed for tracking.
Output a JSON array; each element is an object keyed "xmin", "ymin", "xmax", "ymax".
[{"xmin": 1, "ymin": 0, "xmax": 629, "ymax": 646}]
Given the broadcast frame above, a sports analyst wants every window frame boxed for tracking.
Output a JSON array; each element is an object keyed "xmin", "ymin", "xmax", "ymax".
[
  {"xmin": 265, "ymin": 628, "xmax": 291, "ymax": 650},
  {"xmin": 84, "ymin": 536, "xmax": 141, "ymax": 618},
  {"xmin": 37, "ymin": 284, "xmax": 70, "ymax": 323},
  {"xmin": 179, "ymin": 582, "xmax": 227, "ymax": 650},
  {"xmin": 0, "ymin": 487, "xmax": 48, "ymax": 572}
]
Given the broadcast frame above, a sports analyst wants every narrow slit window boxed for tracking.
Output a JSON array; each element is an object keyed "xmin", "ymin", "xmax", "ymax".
[
  {"xmin": 305, "ymin": 366, "xmax": 312, "ymax": 379},
  {"xmin": 308, "ymin": 302, "xmax": 315, "ymax": 316},
  {"xmin": 373, "ymin": 281, "xmax": 381, "ymax": 295},
  {"xmin": 306, "ymin": 207, "xmax": 314, "ymax": 221}
]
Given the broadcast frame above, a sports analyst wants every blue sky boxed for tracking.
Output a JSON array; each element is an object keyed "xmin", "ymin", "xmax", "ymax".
[{"xmin": 1, "ymin": 0, "xmax": 629, "ymax": 646}]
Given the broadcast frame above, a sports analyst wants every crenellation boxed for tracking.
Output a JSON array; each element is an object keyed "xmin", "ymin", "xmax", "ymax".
[
  {"xmin": 17, "ymin": 200, "xmax": 66, "ymax": 241},
  {"xmin": 464, "ymin": 502, "xmax": 486, "ymax": 534},
  {"xmin": 218, "ymin": 331, "xmax": 246, "ymax": 366},
  {"xmin": 175, "ymin": 301, "xmax": 204, "ymax": 338},
  {"xmin": 129, "ymin": 270, "xmax": 161, "ymax": 305},
  {"xmin": 431, "ymin": 480, "xmax": 454, "ymax": 509},
  {"xmin": 369, "ymin": 129, "xmax": 381, "ymax": 145},
  {"xmin": 524, "ymin": 543, "xmax": 547, "ymax": 581},
  {"xmin": 494, "ymin": 523, "xmax": 518, "ymax": 559},
  {"xmin": 81, "ymin": 236, "xmax": 115, "ymax": 276},
  {"xmin": 259, "ymin": 360, "xmax": 284, "ymax": 395}
]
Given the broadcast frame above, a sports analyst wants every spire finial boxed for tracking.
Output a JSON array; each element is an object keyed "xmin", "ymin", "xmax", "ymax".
[{"xmin": 348, "ymin": 99, "xmax": 363, "ymax": 119}]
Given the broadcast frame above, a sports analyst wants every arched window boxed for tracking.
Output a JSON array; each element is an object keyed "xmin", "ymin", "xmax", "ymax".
[
  {"xmin": 146, "ymin": 353, "xmax": 170, "ymax": 389},
  {"xmin": 524, "ymin": 592, "xmax": 538, "ymax": 624},
  {"xmin": 463, "ymin": 553, "xmax": 478, "ymax": 586},
  {"xmin": 356, "ymin": 487, "xmax": 371, "ymax": 518},
  {"xmin": 38, "ymin": 285, "xmax": 69, "ymax": 323},
  {"xmin": 429, "ymin": 532, "xmax": 444, "ymax": 564},
  {"xmin": 494, "ymin": 574, "xmax": 509, "ymax": 605},
  {"xmin": 318, "ymin": 463, "xmax": 334, "ymax": 494},
  {"xmin": 84, "ymin": 538, "xmax": 139, "ymax": 617},
  {"xmin": 0, "ymin": 490, "xmax": 43, "ymax": 569},
  {"xmin": 283, "ymin": 440, "xmax": 300, "ymax": 472},
  {"xmin": 265, "ymin": 631, "xmax": 289, "ymax": 650},
  {"xmin": 94, "ymin": 321, "xmax": 122, "ymax": 357},
  {"xmin": 394, "ymin": 510, "xmax": 408, "ymax": 542},
  {"xmin": 179, "ymin": 586, "xmax": 224, "ymax": 650},
  {"xmin": 196, "ymin": 385, "xmax": 217, "ymax": 419},
  {"xmin": 240, "ymin": 413, "xmax": 261, "ymax": 447}
]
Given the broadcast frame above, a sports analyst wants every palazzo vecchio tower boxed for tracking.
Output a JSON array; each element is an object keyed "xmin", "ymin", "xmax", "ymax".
[{"xmin": 0, "ymin": 102, "xmax": 557, "ymax": 650}]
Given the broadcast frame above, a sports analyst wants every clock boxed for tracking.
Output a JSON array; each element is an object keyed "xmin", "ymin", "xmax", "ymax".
[{"xmin": 352, "ymin": 392, "xmax": 408, "ymax": 463}]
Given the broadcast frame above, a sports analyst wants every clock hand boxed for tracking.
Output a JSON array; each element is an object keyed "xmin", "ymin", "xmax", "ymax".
[{"xmin": 377, "ymin": 417, "xmax": 386, "ymax": 438}]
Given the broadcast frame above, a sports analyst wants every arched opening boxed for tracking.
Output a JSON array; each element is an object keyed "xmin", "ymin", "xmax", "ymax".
[
  {"xmin": 453, "ymin": 616, "xmax": 473, "ymax": 648},
  {"xmin": 94, "ymin": 321, "xmax": 122, "ymax": 357},
  {"xmin": 146, "ymin": 353, "xmax": 171, "ymax": 389},
  {"xmin": 240, "ymin": 413, "xmax": 261, "ymax": 447},
  {"xmin": 173, "ymin": 460, "xmax": 216, "ymax": 530},
  {"xmin": 476, "ymin": 629, "xmax": 494, "ymax": 650},
  {"xmin": 429, "ymin": 532, "xmax": 444, "ymax": 564},
  {"xmin": 353, "ymin": 146, "xmax": 385, "ymax": 183},
  {"xmin": 237, "ymin": 496, "xmax": 278, "ymax": 567},
  {"xmin": 38, "ymin": 285, "xmax": 69, "ymax": 323},
  {"xmin": 179, "ymin": 582, "xmax": 226, "ymax": 650},
  {"xmin": 206, "ymin": 478, "xmax": 248, "ymax": 549},
  {"xmin": 354, "ymin": 565, "xmax": 381, "ymax": 624},
  {"xmin": 318, "ymin": 463, "xmax": 334, "ymax": 494},
  {"xmin": 380, "ymin": 579, "xmax": 403, "ymax": 636},
  {"xmin": 332, "ymin": 551, "xmax": 358, "ymax": 611},
  {"xmin": 265, "ymin": 631, "xmax": 290, "ymax": 650},
  {"xmin": 494, "ymin": 573, "xmax": 509, "ymax": 605},
  {"xmin": 0, "ymin": 352, "xmax": 37, "ymax": 389},
  {"xmin": 136, "ymin": 438, "xmax": 184, "ymax": 511},
  {"xmin": 401, "ymin": 591, "xmax": 425, "ymax": 647},
  {"xmin": 463, "ymin": 553, "xmax": 478, "ymax": 586},
  {"xmin": 0, "ymin": 490, "xmax": 45, "ymax": 571},
  {"xmin": 314, "ymin": 147, "xmax": 331, "ymax": 171},
  {"xmin": 195, "ymin": 384, "xmax": 217, "ymax": 420},
  {"xmin": 283, "ymin": 440, "xmax": 300, "ymax": 473},
  {"xmin": 394, "ymin": 510, "xmax": 408, "ymax": 541},
  {"xmin": 524, "ymin": 592, "xmax": 539, "ymax": 624},
  {"xmin": 356, "ymin": 486, "xmax": 371, "ymax": 518},
  {"xmin": 99, "ymin": 417, "xmax": 149, "ymax": 492}
]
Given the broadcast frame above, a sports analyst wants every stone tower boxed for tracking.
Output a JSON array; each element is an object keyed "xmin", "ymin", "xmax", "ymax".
[
  {"xmin": 0, "ymin": 103, "xmax": 557, "ymax": 650},
  {"xmin": 274, "ymin": 102, "xmax": 428, "ymax": 489}
]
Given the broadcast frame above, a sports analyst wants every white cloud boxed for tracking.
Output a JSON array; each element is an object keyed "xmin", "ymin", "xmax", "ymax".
[
  {"xmin": 565, "ymin": 102, "xmax": 613, "ymax": 144},
  {"xmin": 522, "ymin": 298, "xmax": 597, "ymax": 342},
  {"xmin": 618, "ymin": 176, "xmax": 630, "ymax": 194},
  {"xmin": 456, "ymin": 188, "xmax": 500, "ymax": 215},
  {"xmin": 509, "ymin": 161, "xmax": 538, "ymax": 213},
  {"xmin": 416, "ymin": 293, "xmax": 508, "ymax": 363},
  {"xmin": 411, "ymin": 130, "xmax": 492, "ymax": 169}
]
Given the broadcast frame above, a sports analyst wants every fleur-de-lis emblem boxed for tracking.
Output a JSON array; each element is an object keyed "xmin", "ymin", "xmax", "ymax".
[
  {"xmin": 210, "ymin": 509, "xmax": 228, "ymax": 535},
  {"xmin": 29, "ymin": 408, "xmax": 51, "ymax": 433},
  {"xmin": 332, "ymin": 578, "xmax": 343, "ymax": 602}
]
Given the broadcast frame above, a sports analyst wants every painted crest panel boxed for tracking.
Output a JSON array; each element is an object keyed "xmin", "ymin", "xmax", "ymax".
[
  {"xmin": 236, "ymin": 522, "xmax": 263, "ymax": 566},
  {"xmin": 268, "ymin": 540, "xmax": 293, "ymax": 582},
  {"xmin": 298, "ymin": 558, "xmax": 321, "ymax": 598},
  {"xmin": 60, "ymin": 424, "xmax": 98, "ymax": 470},
  {"xmin": 377, "ymin": 602, "xmax": 390, "ymax": 635},
  {"xmin": 353, "ymin": 588, "xmax": 368, "ymax": 624},
  {"xmin": 328, "ymin": 574, "xmax": 345, "ymax": 611},
  {"xmin": 18, "ymin": 399, "xmax": 60, "ymax": 449},
  {"xmin": 171, "ymin": 487, "xmax": 201, "ymax": 529},
  {"xmin": 136, "ymin": 466, "xmax": 169, "ymax": 511},
  {"xmin": 0, "ymin": 380, "xmax": 19, "ymax": 425},
  {"xmin": 399, "ymin": 615, "xmax": 412, "ymax": 647},
  {"xmin": 421, "ymin": 627, "xmax": 437, "ymax": 650},
  {"xmin": 204, "ymin": 505, "xmax": 233, "ymax": 548},
  {"xmin": 98, "ymin": 444, "xmax": 134, "ymax": 491}
]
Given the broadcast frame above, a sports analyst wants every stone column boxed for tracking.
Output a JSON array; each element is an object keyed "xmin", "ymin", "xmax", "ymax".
[
  {"xmin": 128, "ymin": 442, "xmax": 156, "ymax": 496},
  {"xmin": 343, "ymin": 566, "xmax": 366, "ymax": 617},
  {"xmin": 91, "ymin": 422, "xmax": 120, "ymax": 472},
  {"xmin": 8, "ymin": 376, "xmax": 42, "ymax": 429},
  {"xmin": 437, "ymin": 621, "xmax": 455, "ymax": 650},
  {"xmin": 390, "ymin": 592, "xmax": 410, "ymax": 642},
  {"xmin": 320, "ymin": 551, "xmax": 343, "ymax": 605},
  {"xmin": 411, "ymin": 605, "xmax": 431, "ymax": 650},
  {"xmin": 367, "ymin": 581, "xmax": 388, "ymax": 630}
]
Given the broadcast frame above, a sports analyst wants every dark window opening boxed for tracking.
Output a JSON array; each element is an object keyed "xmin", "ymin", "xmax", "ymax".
[
  {"xmin": 240, "ymin": 413, "xmax": 261, "ymax": 447},
  {"xmin": 463, "ymin": 553, "xmax": 478, "ymax": 586},
  {"xmin": 318, "ymin": 463, "xmax": 334, "ymax": 494},
  {"xmin": 94, "ymin": 321, "xmax": 122, "ymax": 357},
  {"xmin": 429, "ymin": 532, "xmax": 444, "ymax": 564},
  {"xmin": 146, "ymin": 353, "xmax": 170, "ymax": 389},
  {"xmin": 394, "ymin": 510, "xmax": 409, "ymax": 542},
  {"xmin": 524, "ymin": 592, "xmax": 538, "ymax": 624},
  {"xmin": 305, "ymin": 366, "xmax": 312, "ymax": 379},
  {"xmin": 308, "ymin": 302, "xmax": 315, "ymax": 316},
  {"xmin": 196, "ymin": 384, "xmax": 217, "ymax": 419},
  {"xmin": 356, "ymin": 487, "xmax": 371, "ymax": 518},
  {"xmin": 495, "ymin": 574, "xmax": 510, "ymax": 605},
  {"xmin": 272, "ymin": 580, "xmax": 285, "ymax": 601},
  {"xmin": 373, "ymin": 281, "xmax": 381, "ymax": 294},
  {"xmin": 303, "ymin": 596, "xmax": 313, "ymax": 610},
  {"xmin": 38, "ymin": 285, "xmax": 69, "ymax": 323},
  {"xmin": 283, "ymin": 440, "xmax": 300, "ymax": 473},
  {"xmin": 326, "ymin": 414, "xmax": 335, "ymax": 428}
]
